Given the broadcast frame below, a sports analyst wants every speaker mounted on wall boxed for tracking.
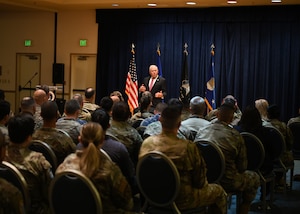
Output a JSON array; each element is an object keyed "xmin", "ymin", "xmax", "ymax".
[{"xmin": 52, "ymin": 63, "xmax": 65, "ymax": 84}]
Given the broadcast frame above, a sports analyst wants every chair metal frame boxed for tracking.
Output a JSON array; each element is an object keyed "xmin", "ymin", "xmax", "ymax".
[
  {"xmin": 29, "ymin": 139, "xmax": 58, "ymax": 174},
  {"xmin": 241, "ymin": 132, "xmax": 274, "ymax": 213},
  {"xmin": 264, "ymin": 125, "xmax": 294, "ymax": 193},
  {"xmin": 0, "ymin": 161, "xmax": 31, "ymax": 213},
  {"xmin": 194, "ymin": 139, "xmax": 225, "ymax": 184},
  {"xmin": 49, "ymin": 169, "xmax": 102, "ymax": 214},
  {"xmin": 288, "ymin": 121, "xmax": 300, "ymax": 160},
  {"xmin": 137, "ymin": 151, "xmax": 181, "ymax": 214}
]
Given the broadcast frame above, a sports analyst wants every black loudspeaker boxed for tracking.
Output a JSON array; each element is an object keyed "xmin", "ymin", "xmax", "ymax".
[{"xmin": 52, "ymin": 63, "xmax": 65, "ymax": 84}]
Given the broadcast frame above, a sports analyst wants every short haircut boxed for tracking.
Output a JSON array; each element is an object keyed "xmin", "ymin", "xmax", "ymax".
[
  {"xmin": 91, "ymin": 109, "xmax": 110, "ymax": 130},
  {"xmin": 85, "ymin": 87, "xmax": 95, "ymax": 99},
  {"xmin": 21, "ymin": 96, "xmax": 35, "ymax": 109},
  {"xmin": 40, "ymin": 84, "xmax": 49, "ymax": 95},
  {"xmin": 8, "ymin": 115, "xmax": 34, "ymax": 144},
  {"xmin": 155, "ymin": 102, "xmax": 168, "ymax": 114},
  {"xmin": 190, "ymin": 96, "xmax": 206, "ymax": 115},
  {"xmin": 41, "ymin": 101, "xmax": 58, "ymax": 121},
  {"xmin": 267, "ymin": 104, "xmax": 280, "ymax": 119},
  {"xmin": 160, "ymin": 106, "xmax": 181, "ymax": 129},
  {"xmin": 73, "ymin": 93, "xmax": 83, "ymax": 105},
  {"xmin": 112, "ymin": 101, "xmax": 131, "ymax": 122},
  {"xmin": 140, "ymin": 95, "xmax": 152, "ymax": 112},
  {"xmin": 65, "ymin": 99, "xmax": 80, "ymax": 115},
  {"xmin": 100, "ymin": 96, "xmax": 113, "ymax": 112},
  {"xmin": 0, "ymin": 100, "xmax": 10, "ymax": 120},
  {"xmin": 167, "ymin": 98, "xmax": 183, "ymax": 113}
]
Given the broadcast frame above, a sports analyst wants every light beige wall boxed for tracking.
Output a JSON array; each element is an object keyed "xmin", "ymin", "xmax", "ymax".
[{"xmin": 0, "ymin": 10, "xmax": 98, "ymax": 113}]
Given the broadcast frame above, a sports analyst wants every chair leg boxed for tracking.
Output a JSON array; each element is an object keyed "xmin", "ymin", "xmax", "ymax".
[
  {"xmin": 261, "ymin": 183, "xmax": 267, "ymax": 213},
  {"xmin": 290, "ymin": 167, "xmax": 294, "ymax": 190}
]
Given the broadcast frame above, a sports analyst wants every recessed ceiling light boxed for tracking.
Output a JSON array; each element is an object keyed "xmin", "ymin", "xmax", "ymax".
[
  {"xmin": 271, "ymin": 0, "xmax": 281, "ymax": 3},
  {"xmin": 148, "ymin": 3, "xmax": 157, "ymax": 7},
  {"xmin": 112, "ymin": 3, "xmax": 119, "ymax": 7},
  {"xmin": 227, "ymin": 0, "xmax": 237, "ymax": 4},
  {"xmin": 186, "ymin": 2, "xmax": 196, "ymax": 5}
]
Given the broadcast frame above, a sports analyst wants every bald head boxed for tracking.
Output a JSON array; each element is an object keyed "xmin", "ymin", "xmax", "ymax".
[
  {"xmin": 190, "ymin": 96, "xmax": 206, "ymax": 116},
  {"xmin": 33, "ymin": 89, "xmax": 47, "ymax": 106}
]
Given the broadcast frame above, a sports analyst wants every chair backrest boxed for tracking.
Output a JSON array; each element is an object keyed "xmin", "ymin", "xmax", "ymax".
[
  {"xmin": 49, "ymin": 169, "xmax": 102, "ymax": 214},
  {"xmin": 240, "ymin": 132, "xmax": 265, "ymax": 171},
  {"xmin": 263, "ymin": 125, "xmax": 286, "ymax": 161},
  {"xmin": 136, "ymin": 151, "xmax": 180, "ymax": 211},
  {"xmin": 194, "ymin": 140, "xmax": 225, "ymax": 183},
  {"xmin": 29, "ymin": 140, "xmax": 58, "ymax": 173},
  {"xmin": 288, "ymin": 122, "xmax": 300, "ymax": 158},
  {"xmin": 132, "ymin": 119, "xmax": 144, "ymax": 129},
  {"xmin": 136, "ymin": 126, "xmax": 146, "ymax": 139},
  {"xmin": 105, "ymin": 133, "xmax": 120, "ymax": 142},
  {"xmin": 0, "ymin": 161, "xmax": 31, "ymax": 212}
]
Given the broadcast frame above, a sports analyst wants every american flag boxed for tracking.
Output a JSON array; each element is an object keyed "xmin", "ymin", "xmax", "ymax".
[{"xmin": 125, "ymin": 46, "xmax": 138, "ymax": 113}]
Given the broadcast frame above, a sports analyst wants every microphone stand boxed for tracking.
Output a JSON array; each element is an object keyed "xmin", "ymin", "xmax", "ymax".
[{"xmin": 19, "ymin": 72, "xmax": 38, "ymax": 96}]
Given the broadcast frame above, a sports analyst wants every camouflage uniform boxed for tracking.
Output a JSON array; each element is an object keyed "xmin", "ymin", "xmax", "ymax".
[
  {"xmin": 56, "ymin": 118, "xmax": 82, "ymax": 145},
  {"xmin": 32, "ymin": 127, "xmax": 76, "ymax": 165},
  {"xmin": 5, "ymin": 144, "xmax": 52, "ymax": 214},
  {"xmin": 143, "ymin": 121, "xmax": 194, "ymax": 140},
  {"xmin": 33, "ymin": 105, "xmax": 43, "ymax": 130},
  {"xmin": 0, "ymin": 125, "xmax": 9, "ymax": 145},
  {"xmin": 56, "ymin": 150, "xmax": 134, "ymax": 214},
  {"xmin": 139, "ymin": 133, "xmax": 227, "ymax": 213},
  {"xmin": 264, "ymin": 120, "xmax": 294, "ymax": 167},
  {"xmin": 106, "ymin": 120, "xmax": 142, "ymax": 166},
  {"xmin": 287, "ymin": 115, "xmax": 300, "ymax": 126},
  {"xmin": 0, "ymin": 177, "xmax": 25, "ymax": 214},
  {"xmin": 195, "ymin": 121, "xmax": 260, "ymax": 203},
  {"xmin": 82, "ymin": 102, "xmax": 99, "ymax": 114}
]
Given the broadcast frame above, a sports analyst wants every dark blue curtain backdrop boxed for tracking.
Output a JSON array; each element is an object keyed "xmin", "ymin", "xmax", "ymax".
[{"xmin": 96, "ymin": 6, "xmax": 300, "ymax": 122}]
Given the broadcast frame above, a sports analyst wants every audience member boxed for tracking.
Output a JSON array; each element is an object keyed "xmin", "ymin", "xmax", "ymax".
[
  {"xmin": 33, "ymin": 101, "xmax": 76, "ymax": 165},
  {"xmin": 82, "ymin": 87, "xmax": 100, "ymax": 114},
  {"xmin": 110, "ymin": 90, "xmax": 124, "ymax": 104},
  {"xmin": 0, "ymin": 130, "xmax": 25, "ymax": 214},
  {"xmin": 6, "ymin": 115, "xmax": 52, "ymax": 214},
  {"xmin": 264, "ymin": 104, "xmax": 294, "ymax": 187},
  {"xmin": 140, "ymin": 102, "xmax": 167, "ymax": 127},
  {"xmin": 206, "ymin": 94, "xmax": 242, "ymax": 126},
  {"xmin": 106, "ymin": 101, "xmax": 142, "ymax": 166},
  {"xmin": 139, "ymin": 64, "xmax": 167, "ymax": 110},
  {"xmin": 56, "ymin": 122, "xmax": 134, "ymax": 213},
  {"xmin": 99, "ymin": 96, "xmax": 114, "ymax": 116},
  {"xmin": 287, "ymin": 107, "xmax": 300, "ymax": 126},
  {"xmin": 181, "ymin": 96, "xmax": 210, "ymax": 140},
  {"xmin": 72, "ymin": 93, "xmax": 89, "ymax": 124},
  {"xmin": 88, "ymin": 108, "xmax": 137, "ymax": 194},
  {"xmin": 143, "ymin": 98, "xmax": 193, "ymax": 140},
  {"xmin": 234, "ymin": 105, "xmax": 275, "ymax": 206},
  {"xmin": 20, "ymin": 96, "xmax": 36, "ymax": 117},
  {"xmin": 195, "ymin": 101, "xmax": 260, "ymax": 214},
  {"xmin": 130, "ymin": 91, "xmax": 154, "ymax": 125},
  {"xmin": 56, "ymin": 99, "xmax": 83, "ymax": 145},
  {"xmin": 255, "ymin": 99, "xmax": 269, "ymax": 122},
  {"xmin": 0, "ymin": 100, "xmax": 11, "ymax": 144},
  {"xmin": 139, "ymin": 105, "xmax": 227, "ymax": 213},
  {"xmin": 33, "ymin": 89, "xmax": 48, "ymax": 130}
]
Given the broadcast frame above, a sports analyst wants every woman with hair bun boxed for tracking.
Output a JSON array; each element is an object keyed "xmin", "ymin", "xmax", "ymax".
[{"xmin": 56, "ymin": 122, "xmax": 134, "ymax": 213}]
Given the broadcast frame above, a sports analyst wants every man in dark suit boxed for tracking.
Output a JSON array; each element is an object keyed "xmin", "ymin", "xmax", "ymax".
[{"xmin": 139, "ymin": 64, "xmax": 167, "ymax": 109}]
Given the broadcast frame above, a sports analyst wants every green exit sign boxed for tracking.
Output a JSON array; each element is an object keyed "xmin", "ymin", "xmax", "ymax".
[
  {"xmin": 24, "ymin": 40, "xmax": 32, "ymax": 47},
  {"xmin": 79, "ymin": 39, "xmax": 87, "ymax": 47}
]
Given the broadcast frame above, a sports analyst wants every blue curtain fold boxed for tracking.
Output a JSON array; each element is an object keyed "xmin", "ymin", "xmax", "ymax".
[{"xmin": 96, "ymin": 6, "xmax": 300, "ymax": 122}]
